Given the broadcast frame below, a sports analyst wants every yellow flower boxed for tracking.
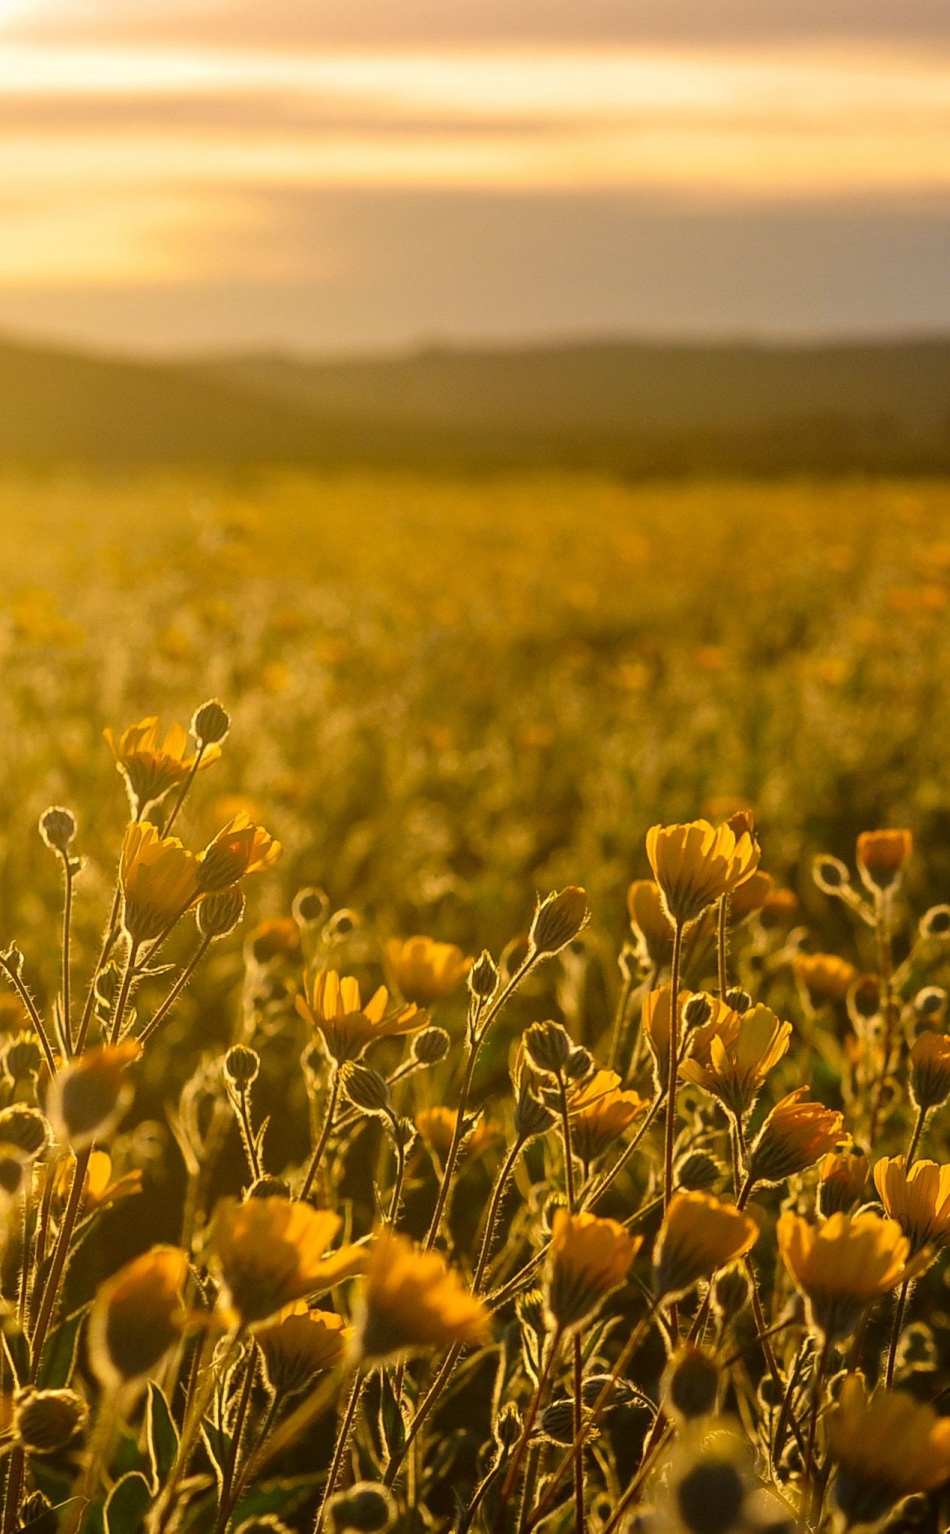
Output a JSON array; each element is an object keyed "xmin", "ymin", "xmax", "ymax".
[
  {"xmin": 873, "ymin": 1156, "xmax": 950, "ymax": 1255},
  {"xmin": 646, "ymin": 819, "xmax": 760, "ymax": 928},
  {"xmin": 818, "ymin": 1146, "xmax": 869, "ymax": 1217},
  {"xmin": 680, "ymin": 1004, "xmax": 791, "ymax": 1118},
  {"xmin": 354, "ymin": 1227, "xmax": 490, "ymax": 1362},
  {"xmin": 546, "ymin": 1210, "xmax": 642, "ymax": 1330},
  {"xmin": 120, "ymin": 822, "xmax": 200, "ymax": 942},
  {"xmin": 384, "ymin": 936, "xmax": 471, "ymax": 1006},
  {"xmin": 198, "ymin": 813, "xmax": 281, "ymax": 892},
  {"xmin": 210, "ymin": 1196, "xmax": 367, "ymax": 1327},
  {"xmin": 296, "ymin": 970, "xmax": 423, "ymax": 1064},
  {"xmin": 910, "ymin": 1031, "xmax": 950, "ymax": 1110},
  {"xmin": 626, "ymin": 880, "xmax": 672, "ymax": 968},
  {"xmin": 856, "ymin": 828, "xmax": 913, "ymax": 893},
  {"xmin": 567, "ymin": 1078, "xmax": 649, "ymax": 1166},
  {"xmin": 828, "ymin": 1375, "xmax": 950, "ymax": 1527},
  {"xmin": 777, "ymin": 1210, "xmax": 915, "ymax": 1342},
  {"xmin": 643, "ymin": 988, "xmax": 736, "ymax": 1094},
  {"xmin": 88, "ymin": 1246, "xmax": 189, "ymax": 1390},
  {"xmin": 52, "ymin": 1149, "xmax": 143, "ymax": 1213},
  {"xmin": 256, "ymin": 1303, "xmax": 350, "ymax": 1395},
  {"xmin": 414, "ymin": 1107, "xmax": 497, "ymax": 1166},
  {"xmin": 653, "ymin": 1193, "xmax": 759, "ymax": 1302},
  {"xmin": 104, "ymin": 716, "xmax": 219, "ymax": 816},
  {"xmin": 747, "ymin": 1088, "xmax": 844, "ymax": 1189},
  {"xmin": 793, "ymin": 952, "xmax": 858, "ymax": 1007},
  {"xmin": 46, "ymin": 1042, "xmax": 140, "ymax": 1151}
]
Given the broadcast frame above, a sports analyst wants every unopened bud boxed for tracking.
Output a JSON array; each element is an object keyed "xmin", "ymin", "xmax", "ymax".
[
  {"xmin": 813, "ymin": 855, "xmax": 850, "ymax": 895},
  {"xmin": 326, "ymin": 908, "xmax": 360, "ymax": 939},
  {"xmin": 293, "ymin": 887, "xmax": 330, "ymax": 927},
  {"xmin": 14, "ymin": 1388, "xmax": 88, "ymax": 1452},
  {"xmin": 528, "ymin": 887, "xmax": 590, "ymax": 958},
  {"xmin": 326, "ymin": 1482, "xmax": 396, "ymax": 1534},
  {"xmin": 915, "ymin": 986, "xmax": 946, "ymax": 1020},
  {"xmin": 684, "ymin": 994, "xmax": 713, "ymax": 1031},
  {"xmin": 563, "ymin": 1046, "xmax": 594, "ymax": 1082},
  {"xmin": 5, "ymin": 1037, "xmax": 43, "ymax": 1081},
  {"xmin": 711, "ymin": 1264, "xmax": 750, "ymax": 1318},
  {"xmin": 524, "ymin": 1021, "xmax": 572, "ymax": 1076},
  {"xmin": 0, "ymin": 1106, "xmax": 49, "ymax": 1158},
  {"xmin": 340, "ymin": 1063, "xmax": 392, "ymax": 1118},
  {"xmin": 514, "ymin": 1090, "xmax": 557, "ymax": 1142},
  {"xmin": 38, "ymin": 807, "xmax": 76, "ymax": 854},
  {"xmin": 411, "ymin": 1027, "xmax": 450, "ymax": 1066},
  {"xmin": 191, "ymin": 699, "xmax": 230, "ymax": 747},
  {"xmin": 725, "ymin": 988, "xmax": 751, "ymax": 1015},
  {"xmin": 198, "ymin": 886, "xmax": 246, "ymax": 939},
  {"xmin": 921, "ymin": 905, "xmax": 950, "ymax": 940},
  {"xmin": 676, "ymin": 1460, "xmax": 747, "ymax": 1534},
  {"xmin": 675, "ymin": 1149, "xmax": 723, "ymax": 1193},
  {"xmin": 468, "ymin": 950, "xmax": 499, "ymax": 1001},
  {"xmin": 224, "ymin": 1045, "xmax": 260, "ymax": 1091},
  {"xmin": 663, "ymin": 1345, "xmax": 719, "ymax": 1421},
  {"xmin": 494, "ymin": 1401, "xmax": 523, "ymax": 1449}
]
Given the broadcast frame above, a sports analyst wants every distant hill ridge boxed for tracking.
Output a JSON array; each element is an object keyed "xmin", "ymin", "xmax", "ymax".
[{"xmin": 0, "ymin": 332, "xmax": 948, "ymax": 471}]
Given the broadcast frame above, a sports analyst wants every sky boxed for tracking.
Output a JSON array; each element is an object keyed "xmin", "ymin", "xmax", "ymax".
[{"xmin": 1, "ymin": 0, "xmax": 950, "ymax": 355}]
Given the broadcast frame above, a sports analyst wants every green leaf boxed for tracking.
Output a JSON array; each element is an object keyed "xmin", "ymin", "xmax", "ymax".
[
  {"xmin": 104, "ymin": 1472, "xmax": 151, "ymax": 1534},
  {"xmin": 231, "ymin": 1475, "xmax": 320, "ymax": 1526},
  {"xmin": 199, "ymin": 1418, "xmax": 231, "ymax": 1494},
  {"xmin": 376, "ymin": 1368, "xmax": 406, "ymax": 1460},
  {"xmin": 146, "ymin": 1382, "xmax": 180, "ymax": 1491},
  {"xmin": 37, "ymin": 1304, "xmax": 89, "ymax": 1389}
]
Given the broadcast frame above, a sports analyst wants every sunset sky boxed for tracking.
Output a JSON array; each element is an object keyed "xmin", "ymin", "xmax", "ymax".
[{"xmin": 2, "ymin": 0, "xmax": 950, "ymax": 354}]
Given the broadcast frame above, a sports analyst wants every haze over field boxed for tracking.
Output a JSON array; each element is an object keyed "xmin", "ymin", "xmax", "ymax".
[{"xmin": 0, "ymin": 0, "xmax": 949, "ymax": 354}]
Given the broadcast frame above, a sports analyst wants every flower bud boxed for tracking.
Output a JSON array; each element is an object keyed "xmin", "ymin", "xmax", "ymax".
[
  {"xmin": 813, "ymin": 855, "xmax": 851, "ymax": 895},
  {"xmin": 539, "ymin": 1399, "xmax": 577, "ymax": 1445},
  {"xmin": 191, "ymin": 699, "xmax": 230, "ymax": 747},
  {"xmin": 224, "ymin": 1045, "xmax": 260, "ymax": 1091},
  {"xmin": 326, "ymin": 1483, "xmax": 396, "ymax": 1534},
  {"xmin": 563, "ymin": 1046, "xmax": 594, "ymax": 1083},
  {"xmin": 38, "ymin": 807, "xmax": 76, "ymax": 854},
  {"xmin": 724, "ymin": 988, "xmax": 751, "ymax": 1015},
  {"xmin": 0, "ymin": 1106, "xmax": 49, "ymax": 1158},
  {"xmin": 856, "ymin": 829, "xmax": 912, "ymax": 893},
  {"xmin": 684, "ymin": 993, "xmax": 713, "ymax": 1031},
  {"xmin": 711, "ymin": 1263, "xmax": 750, "ymax": 1318},
  {"xmin": 468, "ymin": 950, "xmax": 499, "ymax": 1001},
  {"xmin": 293, "ymin": 887, "xmax": 330, "ymax": 928},
  {"xmin": 411, "ymin": 1027, "xmax": 450, "ymax": 1066},
  {"xmin": 5, "ymin": 1037, "xmax": 42, "ymax": 1081},
  {"xmin": 47, "ymin": 1042, "xmax": 139, "ymax": 1152},
  {"xmin": 340, "ymin": 1063, "xmax": 392, "ymax": 1118},
  {"xmin": 326, "ymin": 908, "xmax": 359, "ymax": 939},
  {"xmin": 915, "ymin": 986, "xmax": 946, "ymax": 1022},
  {"xmin": 494, "ymin": 1401, "xmax": 523, "ymax": 1449},
  {"xmin": 523, "ymin": 1021, "xmax": 572, "ymax": 1076},
  {"xmin": 198, "ymin": 886, "xmax": 246, "ymax": 939},
  {"xmin": 663, "ymin": 1344, "xmax": 720, "ymax": 1421},
  {"xmin": 14, "ymin": 1388, "xmax": 87, "ymax": 1452},
  {"xmin": 676, "ymin": 1459, "xmax": 747, "ymax": 1534},
  {"xmin": 921, "ymin": 905, "xmax": 950, "ymax": 940},
  {"xmin": 514, "ymin": 1090, "xmax": 557, "ymax": 1142},
  {"xmin": 676, "ymin": 1150, "xmax": 724, "ymax": 1193},
  {"xmin": 19, "ymin": 1493, "xmax": 54, "ymax": 1530},
  {"xmin": 528, "ymin": 887, "xmax": 590, "ymax": 958}
]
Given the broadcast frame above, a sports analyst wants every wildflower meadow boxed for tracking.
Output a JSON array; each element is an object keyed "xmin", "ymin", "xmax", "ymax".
[{"xmin": 0, "ymin": 469, "xmax": 949, "ymax": 1534}]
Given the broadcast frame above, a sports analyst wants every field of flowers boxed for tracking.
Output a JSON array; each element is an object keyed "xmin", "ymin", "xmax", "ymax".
[{"xmin": 0, "ymin": 471, "xmax": 949, "ymax": 1534}]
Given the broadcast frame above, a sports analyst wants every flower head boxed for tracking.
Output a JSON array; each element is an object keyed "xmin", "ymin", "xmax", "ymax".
[
  {"xmin": 643, "ymin": 988, "xmax": 736, "ymax": 1094},
  {"xmin": 910, "ymin": 1031, "xmax": 950, "ymax": 1110},
  {"xmin": 353, "ymin": 1228, "xmax": 489, "ymax": 1362},
  {"xmin": 105, "ymin": 716, "xmax": 219, "ymax": 816},
  {"xmin": 46, "ymin": 1042, "xmax": 140, "ymax": 1151},
  {"xmin": 777, "ymin": 1210, "xmax": 915, "ymax": 1342},
  {"xmin": 794, "ymin": 952, "xmax": 858, "ymax": 1007},
  {"xmin": 384, "ymin": 936, "xmax": 471, "ymax": 1006},
  {"xmin": 546, "ymin": 1210, "xmax": 641, "ymax": 1330},
  {"xmin": 210, "ymin": 1197, "xmax": 367, "ymax": 1327},
  {"xmin": 653, "ymin": 1193, "xmax": 759, "ymax": 1302},
  {"xmin": 88, "ymin": 1246, "xmax": 189, "ymax": 1390},
  {"xmin": 198, "ymin": 813, "xmax": 281, "ymax": 892},
  {"xmin": 828, "ymin": 1376, "xmax": 950, "ymax": 1527},
  {"xmin": 256, "ymin": 1304, "xmax": 350, "ymax": 1395},
  {"xmin": 680, "ymin": 1004, "xmax": 791, "ymax": 1119},
  {"xmin": 296, "ymin": 971, "xmax": 424, "ymax": 1064},
  {"xmin": 120, "ymin": 822, "xmax": 200, "ymax": 942},
  {"xmin": 414, "ymin": 1107, "xmax": 496, "ymax": 1166},
  {"xmin": 646, "ymin": 820, "xmax": 759, "ymax": 928},
  {"xmin": 567, "ymin": 1075, "xmax": 649, "ymax": 1166},
  {"xmin": 747, "ymin": 1088, "xmax": 844, "ymax": 1189},
  {"xmin": 856, "ymin": 829, "xmax": 913, "ymax": 893},
  {"xmin": 873, "ymin": 1156, "xmax": 950, "ymax": 1255},
  {"xmin": 818, "ymin": 1146, "xmax": 869, "ymax": 1217}
]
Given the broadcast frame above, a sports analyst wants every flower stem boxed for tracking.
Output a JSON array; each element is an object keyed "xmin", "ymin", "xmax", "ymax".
[
  {"xmin": 137, "ymin": 934, "xmax": 212, "ymax": 1047},
  {"xmin": 664, "ymin": 921, "xmax": 684, "ymax": 1212},
  {"xmin": 300, "ymin": 1068, "xmax": 340, "ymax": 1201},
  {"xmin": 492, "ymin": 1325, "xmax": 564, "ymax": 1533},
  {"xmin": 313, "ymin": 1371, "xmax": 365, "ymax": 1534},
  {"xmin": 885, "ymin": 1277, "xmax": 911, "ymax": 1389},
  {"xmin": 59, "ymin": 849, "xmax": 75, "ymax": 1056}
]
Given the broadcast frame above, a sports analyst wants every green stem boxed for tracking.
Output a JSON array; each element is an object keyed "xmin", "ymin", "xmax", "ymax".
[
  {"xmin": 300, "ymin": 1069, "xmax": 341, "ymax": 1201},
  {"xmin": 137, "ymin": 935, "xmax": 212, "ymax": 1048},
  {"xmin": 663, "ymin": 922, "xmax": 684, "ymax": 1212},
  {"xmin": 473, "ymin": 1138, "xmax": 525, "ymax": 1292},
  {"xmin": 906, "ymin": 1104, "xmax": 928, "ymax": 1168},
  {"xmin": 215, "ymin": 1345, "xmax": 257, "ymax": 1534},
  {"xmin": 313, "ymin": 1371, "xmax": 365, "ymax": 1534},
  {"xmin": 60, "ymin": 850, "xmax": 74, "ymax": 1056},
  {"xmin": 885, "ymin": 1278, "xmax": 911, "ymax": 1389},
  {"xmin": 716, "ymin": 894, "xmax": 729, "ymax": 997},
  {"xmin": 492, "ymin": 1326, "xmax": 563, "ymax": 1534},
  {"xmin": 162, "ymin": 743, "xmax": 206, "ymax": 839},
  {"xmin": 108, "ymin": 938, "xmax": 140, "ymax": 1045}
]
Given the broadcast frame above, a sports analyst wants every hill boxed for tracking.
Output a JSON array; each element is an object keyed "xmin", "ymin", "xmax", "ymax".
[{"xmin": 0, "ymin": 332, "xmax": 948, "ymax": 471}]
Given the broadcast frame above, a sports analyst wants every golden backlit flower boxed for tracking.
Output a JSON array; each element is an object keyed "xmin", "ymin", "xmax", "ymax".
[
  {"xmin": 747, "ymin": 1088, "xmax": 844, "ymax": 1188},
  {"xmin": 646, "ymin": 819, "xmax": 760, "ymax": 928},
  {"xmin": 296, "ymin": 970, "xmax": 423, "ymax": 1064},
  {"xmin": 88, "ymin": 1245, "xmax": 189, "ymax": 1390},
  {"xmin": 777, "ymin": 1210, "xmax": 915, "ymax": 1342},
  {"xmin": 198, "ymin": 813, "xmax": 281, "ymax": 892},
  {"xmin": 873, "ymin": 1156, "xmax": 950, "ymax": 1255},
  {"xmin": 643, "ymin": 987, "xmax": 736, "ymax": 1094},
  {"xmin": 828, "ymin": 1376, "xmax": 950, "ymax": 1527},
  {"xmin": 627, "ymin": 879, "xmax": 672, "ymax": 968},
  {"xmin": 568, "ymin": 1080, "xmax": 649, "ymax": 1166},
  {"xmin": 52, "ymin": 1149, "xmax": 143, "ymax": 1212},
  {"xmin": 354, "ymin": 1227, "xmax": 489, "ymax": 1362},
  {"xmin": 818, "ymin": 1146, "xmax": 869, "ymax": 1217},
  {"xmin": 546, "ymin": 1210, "xmax": 642, "ymax": 1330},
  {"xmin": 414, "ymin": 1107, "xmax": 496, "ymax": 1166},
  {"xmin": 856, "ymin": 829, "xmax": 913, "ymax": 893},
  {"xmin": 120, "ymin": 822, "xmax": 200, "ymax": 942},
  {"xmin": 793, "ymin": 952, "xmax": 858, "ymax": 1007},
  {"xmin": 210, "ymin": 1196, "xmax": 367, "ymax": 1327},
  {"xmin": 680, "ymin": 1004, "xmax": 791, "ymax": 1119},
  {"xmin": 256, "ymin": 1303, "xmax": 350, "ymax": 1395},
  {"xmin": 104, "ymin": 716, "xmax": 219, "ymax": 816},
  {"xmin": 384, "ymin": 936, "xmax": 471, "ymax": 1006},
  {"xmin": 910, "ymin": 1031, "xmax": 950, "ymax": 1110},
  {"xmin": 653, "ymin": 1193, "xmax": 758, "ymax": 1302},
  {"xmin": 46, "ymin": 1042, "xmax": 140, "ymax": 1151}
]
